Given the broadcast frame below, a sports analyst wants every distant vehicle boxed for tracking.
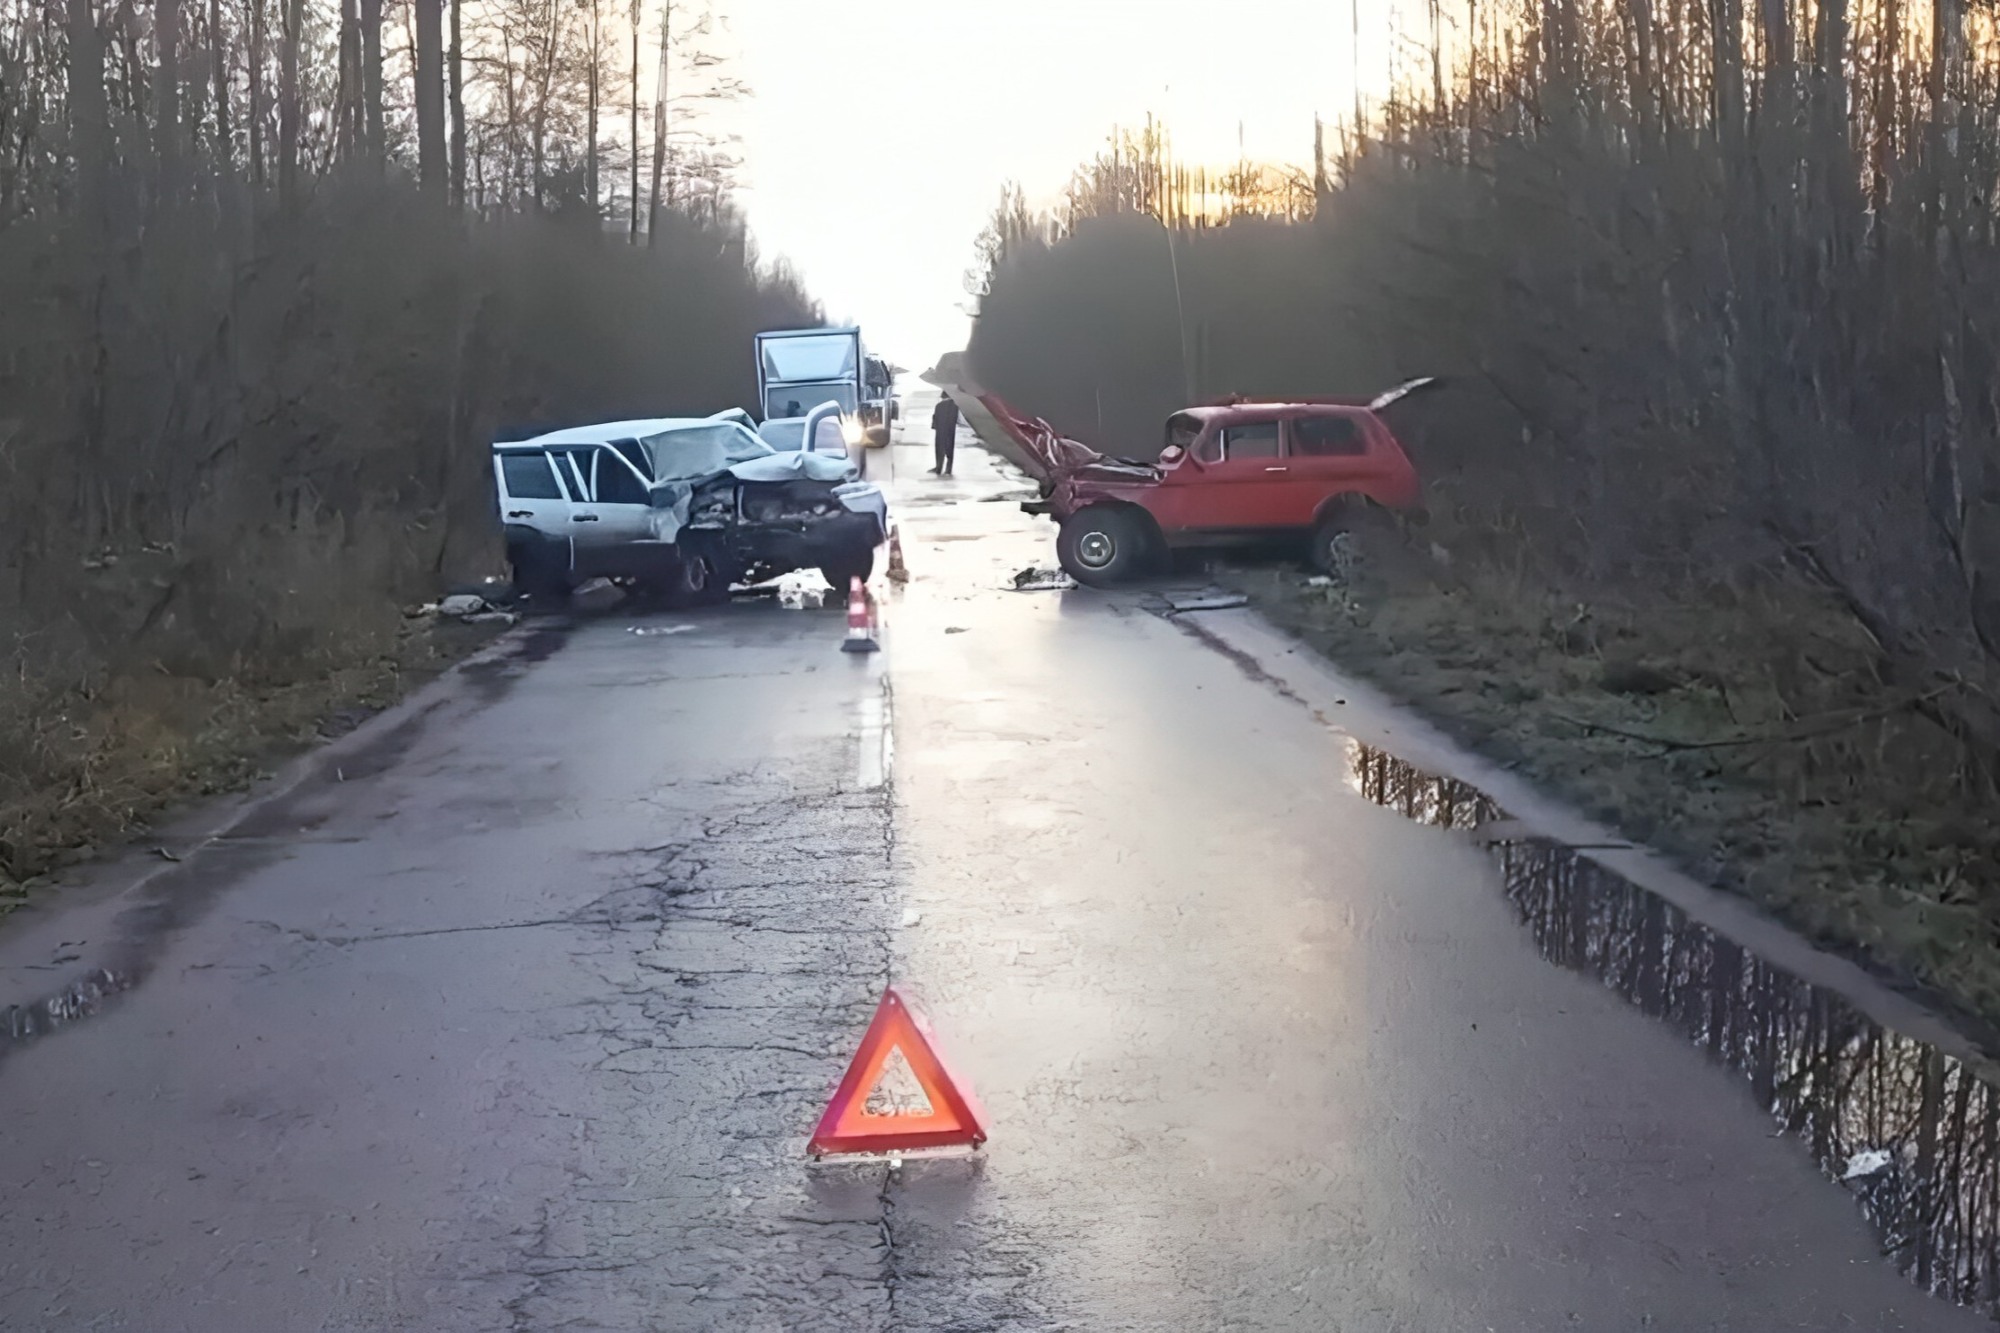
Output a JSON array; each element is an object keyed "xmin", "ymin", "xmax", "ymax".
[
  {"xmin": 492, "ymin": 413, "xmax": 886, "ymax": 603},
  {"xmin": 756, "ymin": 326, "xmax": 865, "ymax": 441},
  {"xmin": 984, "ymin": 381, "xmax": 1437, "ymax": 586},
  {"xmin": 857, "ymin": 355, "xmax": 898, "ymax": 448},
  {"xmin": 755, "ymin": 400, "xmax": 849, "ymax": 459}
]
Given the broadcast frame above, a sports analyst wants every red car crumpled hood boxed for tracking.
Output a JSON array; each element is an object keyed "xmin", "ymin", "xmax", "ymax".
[{"xmin": 974, "ymin": 394, "xmax": 1160, "ymax": 488}]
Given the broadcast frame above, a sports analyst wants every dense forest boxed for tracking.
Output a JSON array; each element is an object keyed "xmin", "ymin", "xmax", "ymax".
[
  {"xmin": 969, "ymin": 0, "xmax": 2000, "ymax": 800},
  {"xmin": 0, "ymin": 0, "xmax": 812, "ymax": 889}
]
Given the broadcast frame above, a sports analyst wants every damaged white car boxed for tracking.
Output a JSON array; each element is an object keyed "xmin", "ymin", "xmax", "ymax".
[{"xmin": 492, "ymin": 414, "xmax": 887, "ymax": 605}]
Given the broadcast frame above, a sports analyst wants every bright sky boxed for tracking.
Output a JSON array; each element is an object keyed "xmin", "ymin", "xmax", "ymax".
[{"xmin": 727, "ymin": 0, "xmax": 1404, "ymax": 371}]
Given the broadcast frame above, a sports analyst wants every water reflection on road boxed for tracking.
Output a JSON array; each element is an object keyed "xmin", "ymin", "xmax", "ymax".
[{"xmin": 1349, "ymin": 740, "xmax": 2000, "ymax": 1318}]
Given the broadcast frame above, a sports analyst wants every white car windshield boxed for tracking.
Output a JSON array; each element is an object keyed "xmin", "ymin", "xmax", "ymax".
[
  {"xmin": 645, "ymin": 422, "xmax": 771, "ymax": 482},
  {"xmin": 758, "ymin": 420, "xmax": 807, "ymax": 452}
]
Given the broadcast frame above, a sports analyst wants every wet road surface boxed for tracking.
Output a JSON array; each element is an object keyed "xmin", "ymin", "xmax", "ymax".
[{"xmin": 0, "ymin": 389, "xmax": 1991, "ymax": 1330}]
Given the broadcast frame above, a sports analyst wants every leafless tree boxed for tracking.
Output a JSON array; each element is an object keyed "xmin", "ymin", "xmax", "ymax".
[{"xmin": 0, "ymin": 0, "xmax": 812, "ymax": 887}]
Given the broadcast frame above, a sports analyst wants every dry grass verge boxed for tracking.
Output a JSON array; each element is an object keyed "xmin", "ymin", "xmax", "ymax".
[
  {"xmin": 0, "ymin": 608, "xmax": 503, "ymax": 917},
  {"xmin": 1229, "ymin": 539, "xmax": 2000, "ymax": 1035}
]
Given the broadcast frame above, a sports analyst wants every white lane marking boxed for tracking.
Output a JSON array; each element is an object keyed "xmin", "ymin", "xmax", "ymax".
[{"xmin": 856, "ymin": 678, "xmax": 893, "ymax": 791}]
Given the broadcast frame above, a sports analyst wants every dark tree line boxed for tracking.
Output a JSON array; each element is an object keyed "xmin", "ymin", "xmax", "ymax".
[
  {"xmin": 968, "ymin": 0, "xmax": 2000, "ymax": 793},
  {"xmin": 0, "ymin": 0, "xmax": 810, "ymax": 887}
]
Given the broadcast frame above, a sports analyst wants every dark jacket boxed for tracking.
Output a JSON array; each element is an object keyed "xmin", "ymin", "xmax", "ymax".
[{"xmin": 931, "ymin": 396, "xmax": 960, "ymax": 440}]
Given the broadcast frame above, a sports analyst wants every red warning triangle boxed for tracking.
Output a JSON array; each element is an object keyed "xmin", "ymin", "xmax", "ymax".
[{"xmin": 809, "ymin": 986, "xmax": 989, "ymax": 1157}]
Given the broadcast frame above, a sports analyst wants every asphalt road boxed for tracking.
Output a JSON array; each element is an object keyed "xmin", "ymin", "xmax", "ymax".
[{"xmin": 0, "ymin": 388, "xmax": 1985, "ymax": 1331}]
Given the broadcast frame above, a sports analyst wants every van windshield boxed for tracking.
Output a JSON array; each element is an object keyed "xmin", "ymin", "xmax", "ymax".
[{"xmin": 765, "ymin": 383, "xmax": 857, "ymax": 417}]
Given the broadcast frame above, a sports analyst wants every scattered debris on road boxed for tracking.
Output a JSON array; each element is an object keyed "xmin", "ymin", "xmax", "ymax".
[
  {"xmin": 570, "ymin": 577, "xmax": 625, "ymax": 613},
  {"xmin": 777, "ymin": 572, "xmax": 831, "ymax": 610},
  {"xmin": 407, "ymin": 591, "xmax": 523, "ymax": 626},
  {"xmin": 626, "ymin": 624, "xmax": 697, "ymax": 637},
  {"xmin": 1010, "ymin": 566, "xmax": 1076, "ymax": 592},
  {"xmin": 1159, "ymin": 588, "xmax": 1250, "ymax": 613}
]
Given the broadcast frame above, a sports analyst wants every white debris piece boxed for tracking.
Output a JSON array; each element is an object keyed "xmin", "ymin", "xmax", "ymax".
[
  {"xmin": 1163, "ymin": 589, "xmax": 1249, "ymax": 613},
  {"xmin": 776, "ymin": 571, "xmax": 830, "ymax": 610},
  {"xmin": 1842, "ymin": 1149, "xmax": 1892, "ymax": 1180},
  {"xmin": 438, "ymin": 593, "xmax": 487, "ymax": 617}
]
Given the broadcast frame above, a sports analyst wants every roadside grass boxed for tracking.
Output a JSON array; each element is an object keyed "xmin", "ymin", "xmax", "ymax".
[
  {"xmin": 0, "ymin": 593, "xmax": 500, "ymax": 918},
  {"xmin": 1230, "ymin": 533, "xmax": 2000, "ymax": 1036}
]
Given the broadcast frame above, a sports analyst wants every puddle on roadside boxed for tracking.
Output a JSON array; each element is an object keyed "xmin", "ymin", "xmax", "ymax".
[{"xmin": 1347, "ymin": 740, "xmax": 2000, "ymax": 1318}]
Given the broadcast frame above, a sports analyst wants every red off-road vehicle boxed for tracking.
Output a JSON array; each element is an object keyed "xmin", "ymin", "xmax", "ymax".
[{"xmin": 969, "ymin": 382, "xmax": 1434, "ymax": 586}]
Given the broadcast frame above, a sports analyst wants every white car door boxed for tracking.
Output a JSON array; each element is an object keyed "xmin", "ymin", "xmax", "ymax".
[
  {"xmin": 494, "ymin": 446, "xmax": 574, "ymax": 568},
  {"xmin": 558, "ymin": 446, "xmax": 654, "ymax": 573},
  {"xmin": 546, "ymin": 448, "xmax": 612, "ymax": 569},
  {"xmin": 804, "ymin": 401, "xmax": 848, "ymax": 459},
  {"xmin": 586, "ymin": 445, "xmax": 656, "ymax": 543}
]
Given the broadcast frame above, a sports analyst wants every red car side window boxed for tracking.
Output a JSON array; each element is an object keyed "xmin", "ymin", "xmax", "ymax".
[
  {"xmin": 1292, "ymin": 416, "xmax": 1366, "ymax": 456},
  {"xmin": 1220, "ymin": 423, "xmax": 1280, "ymax": 460}
]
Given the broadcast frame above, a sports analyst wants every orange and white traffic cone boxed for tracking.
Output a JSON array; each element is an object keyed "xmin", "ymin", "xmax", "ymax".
[
  {"xmin": 840, "ymin": 576, "xmax": 879, "ymax": 654},
  {"xmin": 886, "ymin": 525, "xmax": 909, "ymax": 583}
]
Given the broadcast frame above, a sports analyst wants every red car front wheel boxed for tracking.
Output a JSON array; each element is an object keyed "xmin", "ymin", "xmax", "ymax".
[{"xmin": 1057, "ymin": 507, "xmax": 1150, "ymax": 586}]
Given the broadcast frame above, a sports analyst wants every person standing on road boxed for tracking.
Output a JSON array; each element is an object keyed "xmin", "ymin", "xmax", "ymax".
[{"xmin": 930, "ymin": 392, "xmax": 960, "ymax": 477}]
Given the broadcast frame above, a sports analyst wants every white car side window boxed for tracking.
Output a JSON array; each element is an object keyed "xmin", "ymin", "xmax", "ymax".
[
  {"xmin": 596, "ymin": 449, "xmax": 650, "ymax": 505},
  {"xmin": 500, "ymin": 451, "xmax": 562, "ymax": 500}
]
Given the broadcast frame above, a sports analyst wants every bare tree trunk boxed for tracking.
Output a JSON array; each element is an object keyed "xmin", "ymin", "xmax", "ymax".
[
  {"xmin": 586, "ymin": 0, "xmax": 599, "ymax": 215},
  {"xmin": 1811, "ymin": 0, "xmax": 1850, "ymax": 234},
  {"xmin": 628, "ymin": 0, "xmax": 638, "ymax": 239},
  {"xmin": 247, "ymin": 0, "xmax": 264, "ymax": 183},
  {"xmin": 335, "ymin": 0, "xmax": 359, "ymax": 159},
  {"xmin": 1814, "ymin": 0, "xmax": 1847, "ymax": 129},
  {"xmin": 155, "ymin": 0, "xmax": 183, "ymax": 186},
  {"xmin": 1428, "ymin": 0, "xmax": 1444, "ymax": 113},
  {"xmin": 1628, "ymin": 0, "xmax": 1656, "ymax": 149},
  {"xmin": 1710, "ymin": 0, "xmax": 1743, "ymax": 152},
  {"xmin": 497, "ymin": 27, "xmax": 518, "ymax": 194},
  {"xmin": 1871, "ymin": 0, "xmax": 1898, "ymax": 217},
  {"xmin": 530, "ymin": 0, "xmax": 561, "ymax": 207},
  {"xmin": 449, "ymin": 0, "xmax": 465, "ymax": 206},
  {"xmin": 645, "ymin": 0, "xmax": 667, "ymax": 242},
  {"xmin": 208, "ymin": 0, "xmax": 230, "ymax": 165},
  {"xmin": 413, "ymin": 0, "xmax": 445, "ymax": 194},
  {"xmin": 361, "ymin": 0, "xmax": 383, "ymax": 163},
  {"xmin": 1915, "ymin": 1048, "xmax": 1946, "ymax": 1288},
  {"xmin": 1757, "ymin": 0, "xmax": 1790, "ymax": 113},
  {"xmin": 66, "ymin": 0, "xmax": 110, "ymax": 225},
  {"xmin": 1929, "ymin": 0, "xmax": 1962, "ymax": 164},
  {"xmin": 277, "ymin": 0, "xmax": 299, "ymax": 208}
]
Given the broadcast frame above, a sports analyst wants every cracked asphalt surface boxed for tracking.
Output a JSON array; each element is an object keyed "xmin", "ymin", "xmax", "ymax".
[{"xmin": 0, "ymin": 391, "xmax": 1988, "ymax": 1330}]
